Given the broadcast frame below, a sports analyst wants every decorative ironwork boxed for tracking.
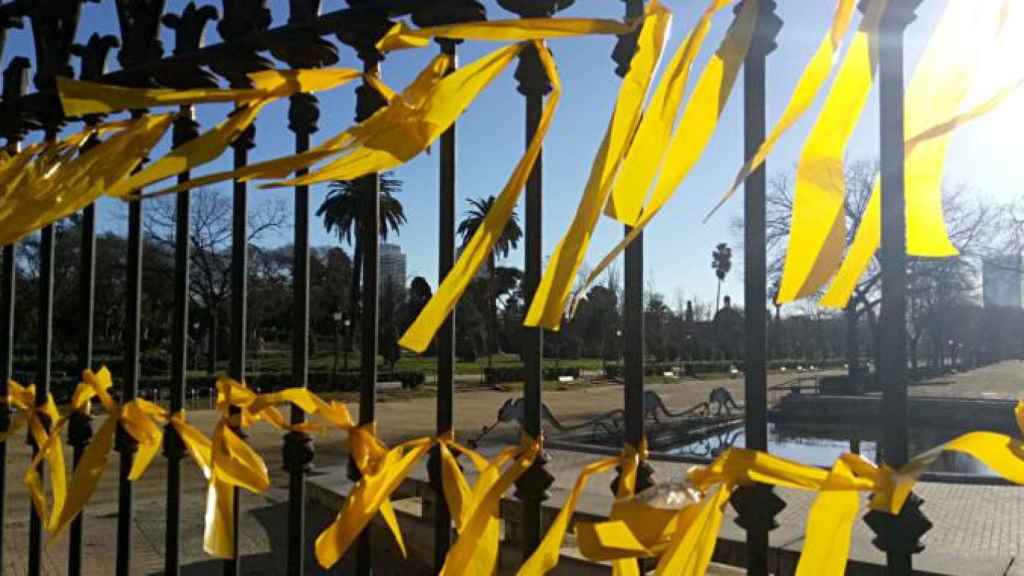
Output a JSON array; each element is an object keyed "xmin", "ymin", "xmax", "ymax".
[{"xmin": 161, "ymin": 3, "xmax": 220, "ymax": 87}]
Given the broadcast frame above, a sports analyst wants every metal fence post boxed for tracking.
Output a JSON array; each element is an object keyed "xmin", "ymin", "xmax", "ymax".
[
  {"xmin": 501, "ymin": 0, "xmax": 559, "ymax": 556},
  {"xmin": 412, "ymin": 2, "xmax": 486, "ymax": 572},
  {"xmin": 0, "ymin": 52, "xmax": 29, "ymax": 576},
  {"xmin": 731, "ymin": 3, "xmax": 784, "ymax": 575},
  {"xmin": 864, "ymin": 2, "xmax": 932, "ymax": 572},
  {"xmin": 339, "ymin": 5, "xmax": 392, "ymax": 571}
]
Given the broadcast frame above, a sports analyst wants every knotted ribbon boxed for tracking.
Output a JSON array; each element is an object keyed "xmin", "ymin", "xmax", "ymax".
[
  {"xmin": 43, "ymin": 367, "xmax": 166, "ymax": 538},
  {"xmin": 1, "ymin": 380, "xmax": 66, "ymax": 532}
]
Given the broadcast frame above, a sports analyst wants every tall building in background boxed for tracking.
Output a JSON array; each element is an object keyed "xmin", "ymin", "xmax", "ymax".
[
  {"xmin": 380, "ymin": 242, "xmax": 407, "ymax": 293},
  {"xmin": 983, "ymin": 255, "xmax": 1022, "ymax": 308}
]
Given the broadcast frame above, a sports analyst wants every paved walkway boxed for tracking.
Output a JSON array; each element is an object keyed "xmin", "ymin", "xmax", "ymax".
[{"xmin": 1, "ymin": 363, "xmax": 1022, "ymax": 574}]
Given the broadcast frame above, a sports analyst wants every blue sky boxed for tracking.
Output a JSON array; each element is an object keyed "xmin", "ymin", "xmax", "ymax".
[{"xmin": 3, "ymin": 0, "xmax": 1022, "ymax": 309}]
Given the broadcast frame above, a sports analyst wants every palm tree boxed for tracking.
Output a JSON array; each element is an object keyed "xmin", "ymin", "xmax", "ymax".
[
  {"xmin": 318, "ymin": 172, "xmax": 406, "ymax": 353},
  {"xmin": 458, "ymin": 196, "xmax": 523, "ymax": 363},
  {"xmin": 711, "ymin": 242, "xmax": 732, "ymax": 312}
]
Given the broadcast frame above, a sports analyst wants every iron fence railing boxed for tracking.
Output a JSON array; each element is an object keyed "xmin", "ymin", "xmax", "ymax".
[{"xmin": 0, "ymin": 1, "xmax": 934, "ymax": 575}]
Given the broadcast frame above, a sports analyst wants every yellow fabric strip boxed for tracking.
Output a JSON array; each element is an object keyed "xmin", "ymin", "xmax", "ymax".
[
  {"xmin": 439, "ymin": 435, "xmax": 542, "ymax": 576},
  {"xmin": 46, "ymin": 368, "xmax": 168, "ymax": 538},
  {"xmin": 793, "ymin": 459, "xmax": 860, "ymax": 576},
  {"xmin": 3, "ymin": 381, "xmax": 66, "ymax": 533},
  {"xmin": 0, "ymin": 114, "xmax": 173, "ymax": 246},
  {"xmin": 58, "ymin": 68, "xmax": 360, "ymax": 116},
  {"xmin": 604, "ymin": 0, "xmax": 732, "ymax": 225},
  {"xmin": 399, "ymin": 41, "xmax": 559, "ymax": 353},
  {"xmin": 524, "ymin": 1, "xmax": 671, "ymax": 330},
  {"xmin": 107, "ymin": 100, "xmax": 272, "ymax": 198},
  {"xmin": 820, "ymin": 0, "xmax": 1012, "ymax": 307},
  {"xmin": 202, "ymin": 377, "xmax": 275, "ymax": 558},
  {"xmin": 314, "ymin": 425, "xmax": 433, "ymax": 568},
  {"xmin": 571, "ymin": 0, "xmax": 759, "ymax": 315},
  {"xmin": 518, "ymin": 442, "xmax": 645, "ymax": 575},
  {"xmin": 267, "ymin": 46, "xmax": 521, "ymax": 189},
  {"xmin": 775, "ymin": 0, "xmax": 886, "ymax": 303},
  {"xmin": 141, "ymin": 56, "xmax": 449, "ymax": 199},
  {"xmin": 704, "ymin": 0, "xmax": 858, "ymax": 220},
  {"xmin": 377, "ymin": 18, "xmax": 635, "ymax": 53}
]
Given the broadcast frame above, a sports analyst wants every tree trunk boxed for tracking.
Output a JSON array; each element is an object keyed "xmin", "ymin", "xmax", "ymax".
[
  {"xmin": 845, "ymin": 302, "xmax": 858, "ymax": 386},
  {"xmin": 207, "ymin": 306, "xmax": 218, "ymax": 375},
  {"xmin": 348, "ymin": 236, "xmax": 362, "ymax": 353},
  {"xmin": 715, "ymin": 279, "xmax": 722, "ymax": 313},
  {"xmin": 488, "ymin": 255, "xmax": 499, "ymax": 363}
]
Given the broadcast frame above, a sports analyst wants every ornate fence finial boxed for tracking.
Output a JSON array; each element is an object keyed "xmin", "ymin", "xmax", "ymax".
[
  {"xmin": 735, "ymin": 0, "xmax": 782, "ymax": 58},
  {"xmin": 0, "ymin": 56, "xmax": 32, "ymax": 147},
  {"xmin": 0, "ymin": 4, "xmax": 26, "ymax": 65},
  {"xmin": 114, "ymin": 0, "xmax": 166, "ymax": 71},
  {"xmin": 29, "ymin": 0, "xmax": 94, "ymax": 93},
  {"xmin": 212, "ymin": 0, "xmax": 272, "ymax": 87},
  {"xmin": 411, "ymin": 0, "xmax": 486, "ymax": 48},
  {"xmin": 610, "ymin": 0, "xmax": 643, "ymax": 78},
  {"xmin": 882, "ymin": 0, "xmax": 924, "ymax": 31},
  {"xmin": 337, "ymin": 0, "xmax": 392, "ymax": 70},
  {"xmin": 271, "ymin": 0, "xmax": 337, "ymax": 68},
  {"xmin": 161, "ymin": 3, "xmax": 220, "ymax": 87},
  {"xmin": 70, "ymin": 33, "xmax": 120, "ymax": 82}
]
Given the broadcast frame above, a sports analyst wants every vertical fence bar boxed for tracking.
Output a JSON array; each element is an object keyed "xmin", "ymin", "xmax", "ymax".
[
  {"xmin": 512, "ymin": 39, "xmax": 554, "ymax": 560},
  {"xmin": 67, "ymin": 32, "xmax": 120, "ymax": 575},
  {"xmin": 411, "ymin": 6, "xmax": 485, "ymax": 570},
  {"xmin": 0, "ymin": 239, "xmax": 11, "ymax": 575},
  {"xmin": 225, "ymin": 122, "xmax": 254, "ymax": 576},
  {"xmin": 612, "ymin": 0, "xmax": 655, "ymax": 505},
  {"xmin": 339, "ymin": 14, "xmax": 390, "ymax": 572},
  {"xmin": 164, "ymin": 106, "xmax": 198, "ymax": 576},
  {"xmin": 865, "ymin": 1, "xmax": 931, "ymax": 572},
  {"xmin": 30, "ymin": 220, "xmax": 55, "ymax": 576},
  {"xmin": 117, "ymin": 170, "xmax": 145, "ymax": 576},
  {"xmin": 0, "ymin": 54, "xmax": 29, "ymax": 576},
  {"xmin": 732, "ymin": 3, "xmax": 783, "ymax": 575},
  {"xmin": 69, "ymin": 199, "xmax": 97, "ymax": 576},
  {"xmin": 432, "ymin": 37, "xmax": 458, "ymax": 571},
  {"xmin": 285, "ymin": 88, "xmax": 317, "ymax": 575}
]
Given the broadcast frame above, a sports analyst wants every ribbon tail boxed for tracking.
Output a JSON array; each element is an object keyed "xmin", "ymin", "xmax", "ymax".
[{"xmin": 49, "ymin": 414, "xmax": 118, "ymax": 537}]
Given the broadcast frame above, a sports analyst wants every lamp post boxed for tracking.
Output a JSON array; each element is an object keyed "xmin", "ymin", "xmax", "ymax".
[
  {"xmin": 344, "ymin": 317, "xmax": 351, "ymax": 371},
  {"xmin": 332, "ymin": 311, "xmax": 342, "ymax": 386}
]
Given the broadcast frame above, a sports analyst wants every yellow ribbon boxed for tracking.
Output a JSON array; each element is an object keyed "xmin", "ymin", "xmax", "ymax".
[
  {"xmin": 314, "ymin": 424, "xmax": 434, "ymax": 569},
  {"xmin": 704, "ymin": 0, "xmax": 858, "ymax": 220},
  {"xmin": 45, "ymin": 367, "xmax": 167, "ymax": 538},
  {"xmin": 400, "ymin": 40, "xmax": 560, "ymax": 352},
  {"xmin": 1, "ymin": 380, "xmax": 66, "ymax": 533},
  {"xmin": 0, "ymin": 113, "xmax": 174, "ymax": 246},
  {"xmin": 570, "ymin": 0, "xmax": 759, "ymax": 316},
  {"xmin": 437, "ymin": 433, "xmax": 542, "ymax": 576},
  {"xmin": 201, "ymin": 376, "xmax": 277, "ymax": 558},
  {"xmin": 377, "ymin": 16, "xmax": 635, "ymax": 53},
  {"xmin": 143, "ymin": 53, "xmax": 453, "ymax": 198},
  {"xmin": 57, "ymin": 68, "xmax": 361, "ymax": 116},
  {"xmin": 518, "ymin": 441, "xmax": 647, "ymax": 575},
  {"xmin": 524, "ymin": 1, "xmax": 671, "ymax": 329}
]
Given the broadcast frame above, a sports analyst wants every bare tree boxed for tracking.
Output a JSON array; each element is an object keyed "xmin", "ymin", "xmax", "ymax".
[
  {"xmin": 146, "ymin": 188, "xmax": 287, "ymax": 373},
  {"xmin": 744, "ymin": 161, "xmax": 993, "ymax": 377}
]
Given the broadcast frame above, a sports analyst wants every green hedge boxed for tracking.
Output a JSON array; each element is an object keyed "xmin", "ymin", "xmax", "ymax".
[{"xmin": 483, "ymin": 366, "xmax": 580, "ymax": 385}]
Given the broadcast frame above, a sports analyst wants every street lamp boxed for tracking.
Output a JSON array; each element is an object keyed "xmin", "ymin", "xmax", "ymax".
[
  {"xmin": 332, "ymin": 311, "xmax": 343, "ymax": 387},
  {"xmin": 343, "ymin": 317, "xmax": 352, "ymax": 371}
]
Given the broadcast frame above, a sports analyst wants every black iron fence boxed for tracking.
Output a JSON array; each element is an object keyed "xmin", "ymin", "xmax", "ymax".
[{"xmin": 0, "ymin": 0, "xmax": 941, "ymax": 575}]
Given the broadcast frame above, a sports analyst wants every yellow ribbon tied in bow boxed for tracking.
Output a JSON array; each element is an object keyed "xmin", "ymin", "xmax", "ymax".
[
  {"xmin": 314, "ymin": 424, "xmax": 433, "ymax": 569},
  {"xmin": 2, "ymin": 379, "xmax": 67, "ymax": 532},
  {"xmin": 44, "ymin": 367, "xmax": 167, "ymax": 538},
  {"xmin": 200, "ymin": 376, "xmax": 280, "ymax": 558}
]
